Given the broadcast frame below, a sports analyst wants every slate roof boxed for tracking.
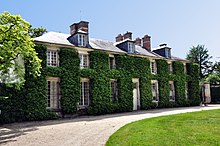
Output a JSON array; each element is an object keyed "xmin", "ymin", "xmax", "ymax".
[
  {"xmin": 89, "ymin": 38, "xmax": 125, "ymax": 53},
  {"xmin": 34, "ymin": 32, "xmax": 188, "ymax": 61},
  {"xmin": 34, "ymin": 32, "xmax": 74, "ymax": 46}
]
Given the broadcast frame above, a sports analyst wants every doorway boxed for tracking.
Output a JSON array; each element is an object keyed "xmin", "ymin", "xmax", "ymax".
[{"xmin": 132, "ymin": 78, "xmax": 140, "ymax": 110}]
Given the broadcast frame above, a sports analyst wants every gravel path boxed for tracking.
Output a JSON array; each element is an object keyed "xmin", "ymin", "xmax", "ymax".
[{"xmin": 1, "ymin": 105, "xmax": 220, "ymax": 146}]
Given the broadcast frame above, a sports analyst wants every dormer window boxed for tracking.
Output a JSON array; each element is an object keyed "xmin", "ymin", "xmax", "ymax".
[
  {"xmin": 78, "ymin": 34, "xmax": 87, "ymax": 47},
  {"xmin": 165, "ymin": 48, "xmax": 171, "ymax": 58},
  {"xmin": 128, "ymin": 42, "xmax": 135, "ymax": 53}
]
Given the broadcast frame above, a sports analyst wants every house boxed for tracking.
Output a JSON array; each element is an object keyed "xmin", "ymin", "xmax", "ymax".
[{"xmin": 33, "ymin": 21, "xmax": 200, "ymax": 115}]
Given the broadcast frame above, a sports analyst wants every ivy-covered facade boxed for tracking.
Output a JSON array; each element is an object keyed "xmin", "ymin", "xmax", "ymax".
[{"xmin": 0, "ymin": 21, "xmax": 200, "ymax": 123}]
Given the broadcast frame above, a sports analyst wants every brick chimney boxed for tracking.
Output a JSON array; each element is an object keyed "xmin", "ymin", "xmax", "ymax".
[
  {"xmin": 116, "ymin": 34, "xmax": 123, "ymax": 42},
  {"xmin": 142, "ymin": 35, "xmax": 151, "ymax": 51},
  {"xmin": 123, "ymin": 31, "xmax": 132, "ymax": 40},
  {"xmin": 135, "ymin": 37, "xmax": 142, "ymax": 46},
  {"xmin": 70, "ymin": 21, "xmax": 89, "ymax": 35}
]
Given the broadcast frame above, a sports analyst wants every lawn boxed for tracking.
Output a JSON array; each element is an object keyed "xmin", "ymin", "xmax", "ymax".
[{"xmin": 106, "ymin": 109, "xmax": 220, "ymax": 146}]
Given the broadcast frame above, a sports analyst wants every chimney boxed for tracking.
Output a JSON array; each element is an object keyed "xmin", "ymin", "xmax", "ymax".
[
  {"xmin": 135, "ymin": 37, "xmax": 142, "ymax": 46},
  {"xmin": 116, "ymin": 34, "xmax": 123, "ymax": 42},
  {"xmin": 70, "ymin": 21, "xmax": 89, "ymax": 35},
  {"xmin": 142, "ymin": 35, "xmax": 151, "ymax": 51},
  {"xmin": 123, "ymin": 31, "xmax": 132, "ymax": 40}
]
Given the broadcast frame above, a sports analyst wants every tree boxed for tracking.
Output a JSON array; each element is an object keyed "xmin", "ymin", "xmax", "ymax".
[
  {"xmin": 28, "ymin": 26, "xmax": 47, "ymax": 38},
  {"xmin": 186, "ymin": 45, "xmax": 212, "ymax": 79},
  {"xmin": 0, "ymin": 12, "xmax": 41, "ymax": 83}
]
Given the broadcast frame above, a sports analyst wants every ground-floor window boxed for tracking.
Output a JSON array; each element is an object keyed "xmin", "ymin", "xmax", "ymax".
[
  {"xmin": 169, "ymin": 81, "xmax": 175, "ymax": 101},
  {"xmin": 80, "ymin": 78, "xmax": 90, "ymax": 106},
  {"xmin": 111, "ymin": 79, "xmax": 118, "ymax": 102},
  {"xmin": 47, "ymin": 77, "xmax": 60, "ymax": 109},
  {"xmin": 151, "ymin": 80, "xmax": 159, "ymax": 101},
  {"xmin": 186, "ymin": 82, "xmax": 189, "ymax": 99}
]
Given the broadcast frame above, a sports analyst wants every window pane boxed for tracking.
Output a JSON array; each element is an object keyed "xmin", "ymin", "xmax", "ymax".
[{"xmin": 84, "ymin": 81, "xmax": 89, "ymax": 105}]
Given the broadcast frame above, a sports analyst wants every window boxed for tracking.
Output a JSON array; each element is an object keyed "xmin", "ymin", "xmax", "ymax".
[
  {"xmin": 111, "ymin": 80, "xmax": 118, "ymax": 102},
  {"xmin": 79, "ymin": 54, "xmax": 89, "ymax": 68},
  {"xmin": 151, "ymin": 80, "xmax": 159, "ymax": 101},
  {"xmin": 150, "ymin": 61, "xmax": 157, "ymax": 74},
  {"xmin": 168, "ymin": 63, "xmax": 173, "ymax": 73},
  {"xmin": 80, "ymin": 79, "xmax": 90, "ymax": 106},
  {"xmin": 128, "ymin": 42, "xmax": 135, "ymax": 53},
  {"xmin": 47, "ymin": 50, "xmax": 58, "ymax": 66},
  {"xmin": 109, "ymin": 57, "xmax": 116, "ymax": 69},
  {"xmin": 78, "ymin": 34, "xmax": 86, "ymax": 47},
  {"xmin": 169, "ymin": 81, "xmax": 175, "ymax": 101},
  {"xmin": 184, "ymin": 63, "xmax": 187, "ymax": 74},
  {"xmin": 47, "ymin": 77, "xmax": 60, "ymax": 109},
  {"xmin": 165, "ymin": 49, "xmax": 171, "ymax": 58}
]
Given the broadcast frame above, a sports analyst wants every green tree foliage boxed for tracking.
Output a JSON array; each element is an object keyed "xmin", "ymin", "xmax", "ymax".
[
  {"xmin": 205, "ymin": 73, "xmax": 220, "ymax": 84},
  {"xmin": 186, "ymin": 45, "xmax": 212, "ymax": 79},
  {"xmin": 0, "ymin": 12, "xmax": 41, "ymax": 83},
  {"xmin": 28, "ymin": 26, "xmax": 47, "ymax": 38}
]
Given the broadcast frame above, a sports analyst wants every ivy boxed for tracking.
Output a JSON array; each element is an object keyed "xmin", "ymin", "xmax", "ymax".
[
  {"xmin": 59, "ymin": 48, "xmax": 80, "ymax": 114},
  {"xmin": 0, "ymin": 47, "xmax": 200, "ymax": 123},
  {"xmin": 187, "ymin": 63, "xmax": 200, "ymax": 105}
]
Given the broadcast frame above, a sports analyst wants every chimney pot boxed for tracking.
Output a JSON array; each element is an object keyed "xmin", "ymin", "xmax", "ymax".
[
  {"xmin": 116, "ymin": 34, "xmax": 123, "ymax": 42},
  {"xmin": 123, "ymin": 31, "xmax": 132, "ymax": 40},
  {"xmin": 142, "ymin": 35, "xmax": 151, "ymax": 51},
  {"xmin": 70, "ymin": 21, "xmax": 89, "ymax": 35},
  {"xmin": 135, "ymin": 37, "xmax": 142, "ymax": 46}
]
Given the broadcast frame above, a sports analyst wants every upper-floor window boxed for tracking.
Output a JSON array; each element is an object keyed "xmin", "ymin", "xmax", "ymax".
[
  {"xmin": 169, "ymin": 81, "xmax": 175, "ymax": 101},
  {"xmin": 168, "ymin": 62, "xmax": 173, "ymax": 73},
  {"xmin": 47, "ymin": 50, "xmax": 59, "ymax": 67},
  {"xmin": 109, "ymin": 56, "xmax": 116, "ymax": 69},
  {"xmin": 78, "ymin": 34, "xmax": 87, "ymax": 47},
  {"xmin": 80, "ymin": 78, "xmax": 90, "ymax": 107},
  {"xmin": 111, "ymin": 80, "xmax": 118, "ymax": 102},
  {"xmin": 79, "ymin": 54, "xmax": 89, "ymax": 68},
  {"xmin": 184, "ymin": 63, "xmax": 187, "ymax": 74},
  {"xmin": 128, "ymin": 42, "xmax": 135, "ymax": 53},
  {"xmin": 150, "ymin": 61, "xmax": 157, "ymax": 74},
  {"xmin": 151, "ymin": 80, "xmax": 159, "ymax": 102},
  {"xmin": 47, "ymin": 77, "xmax": 60, "ymax": 109},
  {"xmin": 165, "ymin": 49, "xmax": 171, "ymax": 58}
]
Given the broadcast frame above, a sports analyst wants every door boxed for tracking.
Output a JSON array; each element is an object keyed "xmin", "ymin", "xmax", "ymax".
[{"xmin": 132, "ymin": 78, "xmax": 140, "ymax": 111}]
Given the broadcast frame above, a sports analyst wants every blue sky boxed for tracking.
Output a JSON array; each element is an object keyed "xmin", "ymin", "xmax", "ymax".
[{"xmin": 1, "ymin": 0, "xmax": 220, "ymax": 60}]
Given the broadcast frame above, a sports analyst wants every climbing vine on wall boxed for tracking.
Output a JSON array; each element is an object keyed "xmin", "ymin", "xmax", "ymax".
[{"xmin": 0, "ymin": 46, "xmax": 200, "ymax": 123}]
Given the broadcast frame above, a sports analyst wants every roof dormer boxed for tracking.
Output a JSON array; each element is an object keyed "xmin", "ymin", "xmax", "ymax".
[
  {"xmin": 153, "ymin": 43, "xmax": 171, "ymax": 58},
  {"xmin": 115, "ymin": 32, "xmax": 135, "ymax": 53},
  {"xmin": 68, "ymin": 21, "xmax": 89, "ymax": 47}
]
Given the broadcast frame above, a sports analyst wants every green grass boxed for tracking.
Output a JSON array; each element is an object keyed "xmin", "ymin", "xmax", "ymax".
[{"xmin": 106, "ymin": 109, "xmax": 220, "ymax": 146}]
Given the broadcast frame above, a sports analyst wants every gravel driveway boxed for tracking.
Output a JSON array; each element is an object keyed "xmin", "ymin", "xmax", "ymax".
[{"xmin": 1, "ymin": 105, "xmax": 220, "ymax": 146}]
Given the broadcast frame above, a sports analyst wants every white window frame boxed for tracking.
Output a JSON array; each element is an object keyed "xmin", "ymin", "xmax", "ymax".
[
  {"xmin": 47, "ymin": 49, "xmax": 59, "ymax": 67},
  {"xmin": 151, "ymin": 80, "xmax": 159, "ymax": 102},
  {"xmin": 80, "ymin": 78, "xmax": 90, "ymax": 107},
  {"xmin": 128, "ymin": 42, "xmax": 134, "ymax": 53},
  {"xmin": 183, "ymin": 63, "xmax": 187, "ymax": 74},
  {"xmin": 109, "ymin": 54, "xmax": 116, "ymax": 69},
  {"xmin": 150, "ymin": 61, "xmax": 157, "ymax": 74},
  {"xmin": 47, "ymin": 77, "xmax": 60, "ymax": 109},
  {"xmin": 110, "ymin": 79, "xmax": 118, "ymax": 102},
  {"xmin": 169, "ymin": 81, "xmax": 175, "ymax": 101},
  {"xmin": 168, "ymin": 62, "xmax": 173, "ymax": 73},
  {"xmin": 79, "ymin": 53, "xmax": 89, "ymax": 69},
  {"xmin": 78, "ymin": 34, "xmax": 86, "ymax": 47}
]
